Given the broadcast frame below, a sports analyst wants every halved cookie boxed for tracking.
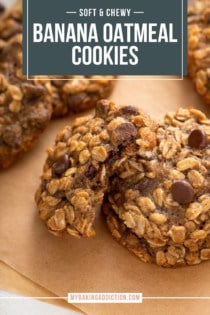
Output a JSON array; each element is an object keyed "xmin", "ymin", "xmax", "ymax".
[{"xmin": 35, "ymin": 100, "xmax": 157, "ymax": 237}]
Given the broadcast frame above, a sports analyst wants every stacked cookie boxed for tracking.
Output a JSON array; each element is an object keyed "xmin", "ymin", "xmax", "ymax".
[
  {"xmin": 0, "ymin": 2, "xmax": 115, "ymax": 169},
  {"xmin": 36, "ymin": 100, "xmax": 210, "ymax": 267}
]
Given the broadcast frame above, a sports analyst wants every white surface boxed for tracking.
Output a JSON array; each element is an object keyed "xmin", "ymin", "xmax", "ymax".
[
  {"xmin": 1, "ymin": 0, "xmax": 14, "ymax": 7},
  {"xmin": 0, "ymin": 291, "xmax": 79, "ymax": 315},
  {"xmin": 0, "ymin": 1, "xmax": 79, "ymax": 314}
]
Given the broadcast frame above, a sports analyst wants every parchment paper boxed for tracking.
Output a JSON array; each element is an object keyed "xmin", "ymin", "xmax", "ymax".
[
  {"xmin": 0, "ymin": 262, "xmax": 82, "ymax": 313},
  {"xmin": 1, "ymin": 77, "xmax": 210, "ymax": 315}
]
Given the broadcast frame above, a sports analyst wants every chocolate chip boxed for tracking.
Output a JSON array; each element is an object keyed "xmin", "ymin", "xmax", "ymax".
[
  {"xmin": 188, "ymin": 129, "xmax": 207, "ymax": 149},
  {"xmin": 95, "ymin": 100, "xmax": 110, "ymax": 118},
  {"xmin": 52, "ymin": 154, "xmax": 70, "ymax": 177},
  {"xmin": 118, "ymin": 105, "xmax": 138, "ymax": 117},
  {"xmin": 67, "ymin": 93, "xmax": 88, "ymax": 112},
  {"xmin": 171, "ymin": 180, "xmax": 194, "ymax": 204},
  {"xmin": 0, "ymin": 3, "xmax": 5, "ymax": 15},
  {"xmin": 136, "ymin": 177, "xmax": 154, "ymax": 194},
  {"xmin": 111, "ymin": 123, "xmax": 137, "ymax": 146},
  {"xmin": 22, "ymin": 83, "xmax": 45, "ymax": 99},
  {"xmin": 84, "ymin": 164, "xmax": 97, "ymax": 180},
  {"xmin": 113, "ymin": 192, "xmax": 125, "ymax": 207},
  {"xmin": 106, "ymin": 150, "xmax": 119, "ymax": 166}
]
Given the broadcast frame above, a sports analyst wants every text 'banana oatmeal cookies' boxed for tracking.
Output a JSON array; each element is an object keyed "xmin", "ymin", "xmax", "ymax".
[
  {"xmin": 107, "ymin": 108, "xmax": 210, "ymax": 267},
  {"xmin": 188, "ymin": 0, "xmax": 210, "ymax": 106},
  {"xmin": 35, "ymin": 100, "xmax": 157, "ymax": 238}
]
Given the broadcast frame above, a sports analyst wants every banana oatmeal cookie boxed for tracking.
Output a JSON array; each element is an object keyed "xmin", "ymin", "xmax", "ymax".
[
  {"xmin": 188, "ymin": 0, "xmax": 210, "ymax": 105},
  {"xmin": 45, "ymin": 76, "xmax": 116, "ymax": 118},
  {"xmin": 0, "ymin": 3, "xmax": 115, "ymax": 118},
  {"xmin": 0, "ymin": 2, "xmax": 22, "ymax": 40},
  {"xmin": 108, "ymin": 108, "xmax": 210, "ymax": 267},
  {"xmin": 0, "ymin": 33, "xmax": 52, "ymax": 169},
  {"xmin": 35, "ymin": 100, "xmax": 157, "ymax": 238},
  {"xmin": 0, "ymin": 3, "xmax": 115, "ymax": 168}
]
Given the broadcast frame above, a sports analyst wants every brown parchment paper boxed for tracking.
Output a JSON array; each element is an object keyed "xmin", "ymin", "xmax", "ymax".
[
  {"xmin": 1, "ymin": 77, "xmax": 210, "ymax": 315},
  {"xmin": 0, "ymin": 261, "xmax": 83, "ymax": 313}
]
